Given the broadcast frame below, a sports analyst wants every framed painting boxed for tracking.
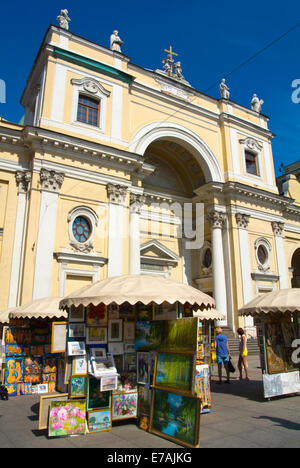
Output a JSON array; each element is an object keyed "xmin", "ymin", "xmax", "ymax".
[
  {"xmin": 86, "ymin": 304, "xmax": 108, "ymax": 326},
  {"xmin": 68, "ymin": 323, "xmax": 86, "ymax": 340},
  {"xmin": 124, "ymin": 322, "xmax": 135, "ymax": 341},
  {"xmin": 107, "ymin": 303, "xmax": 119, "ymax": 319},
  {"xmin": 87, "ymin": 376, "xmax": 111, "ymax": 410},
  {"xmin": 153, "ymin": 302, "xmax": 177, "ymax": 321},
  {"xmin": 137, "ymin": 352, "xmax": 150, "ymax": 384},
  {"xmin": 124, "ymin": 342, "xmax": 135, "ymax": 353},
  {"xmin": 86, "ymin": 327, "xmax": 107, "ymax": 345},
  {"xmin": 70, "ymin": 376, "xmax": 87, "ymax": 398},
  {"xmin": 135, "ymin": 321, "xmax": 163, "ymax": 351},
  {"xmin": 69, "ymin": 305, "xmax": 85, "ymax": 323},
  {"xmin": 100, "ymin": 375, "xmax": 118, "ymax": 392},
  {"xmin": 154, "ymin": 352, "xmax": 195, "ymax": 394},
  {"xmin": 90, "ymin": 354, "xmax": 117, "ymax": 377},
  {"xmin": 266, "ymin": 345, "xmax": 286, "ymax": 374},
  {"xmin": 37, "ymin": 383, "xmax": 49, "ymax": 394},
  {"xmin": 136, "ymin": 303, "xmax": 153, "ymax": 321},
  {"xmin": 112, "ymin": 392, "xmax": 138, "ymax": 420},
  {"xmin": 150, "ymin": 389, "xmax": 200, "ymax": 448},
  {"xmin": 48, "ymin": 400, "xmax": 86, "ymax": 437},
  {"xmin": 5, "ymin": 357, "xmax": 24, "ymax": 385},
  {"xmin": 68, "ymin": 341, "xmax": 86, "ymax": 356},
  {"xmin": 90, "ymin": 347, "xmax": 107, "ymax": 359},
  {"xmin": 39, "ymin": 393, "xmax": 70, "ymax": 430},
  {"xmin": 160, "ymin": 317, "xmax": 198, "ymax": 352},
  {"xmin": 5, "ymin": 344, "xmax": 25, "ymax": 357},
  {"xmin": 124, "ymin": 353, "xmax": 137, "ymax": 372},
  {"xmin": 108, "ymin": 319, "xmax": 123, "ymax": 342},
  {"xmin": 108, "ymin": 342, "xmax": 124, "ymax": 355},
  {"xmin": 88, "ymin": 409, "xmax": 112, "ymax": 433},
  {"xmin": 51, "ymin": 322, "xmax": 67, "ymax": 354},
  {"xmin": 119, "ymin": 302, "xmax": 135, "ymax": 318},
  {"xmin": 137, "ymin": 384, "xmax": 152, "ymax": 417}
]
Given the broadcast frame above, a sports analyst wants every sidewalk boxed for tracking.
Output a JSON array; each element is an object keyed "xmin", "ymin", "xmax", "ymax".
[{"xmin": 0, "ymin": 356, "xmax": 299, "ymax": 448}]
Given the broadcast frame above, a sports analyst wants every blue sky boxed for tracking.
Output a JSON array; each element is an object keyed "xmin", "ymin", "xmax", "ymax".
[{"xmin": 0, "ymin": 0, "xmax": 299, "ymax": 176}]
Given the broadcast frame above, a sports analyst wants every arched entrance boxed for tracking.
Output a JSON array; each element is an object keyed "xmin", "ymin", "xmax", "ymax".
[{"xmin": 291, "ymin": 248, "xmax": 300, "ymax": 288}]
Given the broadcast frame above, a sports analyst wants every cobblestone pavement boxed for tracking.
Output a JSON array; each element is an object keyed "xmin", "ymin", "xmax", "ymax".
[{"xmin": 0, "ymin": 356, "xmax": 299, "ymax": 448}]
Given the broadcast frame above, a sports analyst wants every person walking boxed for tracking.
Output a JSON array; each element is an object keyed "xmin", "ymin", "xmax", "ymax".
[
  {"xmin": 237, "ymin": 328, "xmax": 250, "ymax": 381},
  {"xmin": 214, "ymin": 328, "xmax": 231, "ymax": 384}
]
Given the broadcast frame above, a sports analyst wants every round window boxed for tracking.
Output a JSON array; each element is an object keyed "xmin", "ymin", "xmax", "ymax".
[
  {"xmin": 72, "ymin": 216, "xmax": 91, "ymax": 243},
  {"xmin": 257, "ymin": 244, "xmax": 268, "ymax": 266},
  {"xmin": 203, "ymin": 248, "xmax": 212, "ymax": 269}
]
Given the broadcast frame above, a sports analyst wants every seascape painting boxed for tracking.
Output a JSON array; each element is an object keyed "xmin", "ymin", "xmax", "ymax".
[
  {"xmin": 151, "ymin": 389, "xmax": 200, "ymax": 447},
  {"xmin": 155, "ymin": 352, "xmax": 194, "ymax": 392}
]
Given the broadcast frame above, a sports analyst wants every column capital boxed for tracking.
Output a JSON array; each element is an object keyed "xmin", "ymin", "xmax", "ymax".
[
  {"xmin": 129, "ymin": 193, "xmax": 146, "ymax": 214},
  {"xmin": 206, "ymin": 210, "xmax": 226, "ymax": 229},
  {"xmin": 15, "ymin": 170, "xmax": 31, "ymax": 194},
  {"xmin": 107, "ymin": 183, "xmax": 128, "ymax": 204},
  {"xmin": 235, "ymin": 212, "xmax": 250, "ymax": 229},
  {"xmin": 272, "ymin": 221, "xmax": 284, "ymax": 237},
  {"xmin": 40, "ymin": 168, "xmax": 64, "ymax": 192}
]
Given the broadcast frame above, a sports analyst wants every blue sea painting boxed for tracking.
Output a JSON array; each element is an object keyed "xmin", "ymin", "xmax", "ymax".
[{"xmin": 135, "ymin": 321, "xmax": 162, "ymax": 351}]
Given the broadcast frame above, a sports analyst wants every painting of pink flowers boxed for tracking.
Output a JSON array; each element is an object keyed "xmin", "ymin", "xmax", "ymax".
[
  {"xmin": 48, "ymin": 400, "xmax": 86, "ymax": 437},
  {"xmin": 112, "ymin": 392, "xmax": 137, "ymax": 420}
]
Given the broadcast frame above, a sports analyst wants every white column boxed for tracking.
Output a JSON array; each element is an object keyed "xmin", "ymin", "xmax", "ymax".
[
  {"xmin": 181, "ymin": 238, "xmax": 192, "ymax": 285},
  {"xmin": 129, "ymin": 193, "xmax": 145, "ymax": 275},
  {"xmin": 272, "ymin": 221, "xmax": 288, "ymax": 289},
  {"xmin": 207, "ymin": 211, "xmax": 228, "ymax": 326},
  {"xmin": 236, "ymin": 213, "xmax": 254, "ymax": 333},
  {"xmin": 32, "ymin": 169, "xmax": 64, "ymax": 300},
  {"xmin": 8, "ymin": 171, "xmax": 31, "ymax": 307},
  {"xmin": 107, "ymin": 184, "xmax": 127, "ymax": 277}
]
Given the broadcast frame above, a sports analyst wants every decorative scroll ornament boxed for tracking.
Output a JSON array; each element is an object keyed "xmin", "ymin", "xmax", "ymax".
[
  {"xmin": 206, "ymin": 210, "xmax": 226, "ymax": 229},
  {"xmin": 15, "ymin": 170, "xmax": 32, "ymax": 194},
  {"xmin": 235, "ymin": 213, "xmax": 250, "ymax": 229},
  {"xmin": 107, "ymin": 183, "xmax": 128, "ymax": 204},
  {"xmin": 40, "ymin": 168, "xmax": 64, "ymax": 192},
  {"xmin": 272, "ymin": 221, "xmax": 285, "ymax": 237},
  {"xmin": 130, "ymin": 193, "xmax": 146, "ymax": 214}
]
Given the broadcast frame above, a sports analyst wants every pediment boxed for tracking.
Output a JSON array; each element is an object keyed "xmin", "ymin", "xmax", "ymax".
[{"xmin": 140, "ymin": 240, "xmax": 179, "ymax": 263}]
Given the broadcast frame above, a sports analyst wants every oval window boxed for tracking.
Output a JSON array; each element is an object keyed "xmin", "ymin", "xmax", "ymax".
[{"xmin": 72, "ymin": 216, "xmax": 91, "ymax": 243}]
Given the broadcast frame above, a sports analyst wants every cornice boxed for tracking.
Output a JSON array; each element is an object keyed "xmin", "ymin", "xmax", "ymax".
[
  {"xmin": 220, "ymin": 112, "xmax": 274, "ymax": 140},
  {"xmin": 22, "ymin": 125, "xmax": 152, "ymax": 177}
]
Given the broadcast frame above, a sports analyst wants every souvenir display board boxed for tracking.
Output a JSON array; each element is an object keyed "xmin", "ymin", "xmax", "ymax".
[
  {"xmin": 3, "ymin": 318, "xmax": 63, "ymax": 396},
  {"xmin": 253, "ymin": 314, "xmax": 300, "ymax": 399},
  {"xmin": 40, "ymin": 302, "xmax": 202, "ymax": 447}
]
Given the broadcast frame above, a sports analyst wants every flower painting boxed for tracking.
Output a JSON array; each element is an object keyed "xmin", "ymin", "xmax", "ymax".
[
  {"xmin": 70, "ymin": 376, "xmax": 86, "ymax": 398},
  {"xmin": 48, "ymin": 400, "xmax": 86, "ymax": 437},
  {"xmin": 112, "ymin": 392, "xmax": 138, "ymax": 420}
]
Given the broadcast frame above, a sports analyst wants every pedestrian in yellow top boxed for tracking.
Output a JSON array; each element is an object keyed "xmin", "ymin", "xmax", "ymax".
[{"xmin": 237, "ymin": 328, "xmax": 249, "ymax": 381}]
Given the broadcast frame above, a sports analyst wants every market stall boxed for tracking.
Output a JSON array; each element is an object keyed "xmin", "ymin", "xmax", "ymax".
[
  {"xmin": 192, "ymin": 308, "xmax": 225, "ymax": 413},
  {"xmin": 0, "ymin": 297, "xmax": 67, "ymax": 397},
  {"xmin": 238, "ymin": 288, "xmax": 300, "ymax": 399},
  {"xmin": 44, "ymin": 274, "xmax": 216, "ymax": 447},
  {"xmin": 0, "ymin": 308, "xmax": 10, "ymax": 384}
]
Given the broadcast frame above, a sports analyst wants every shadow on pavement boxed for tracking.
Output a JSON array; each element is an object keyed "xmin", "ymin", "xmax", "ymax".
[
  {"xmin": 211, "ymin": 378, "xmax": 265, "ymax": 403},
  {"xmin": 252, "ymin": 416, "xmax": 300, "ymax": 431}
]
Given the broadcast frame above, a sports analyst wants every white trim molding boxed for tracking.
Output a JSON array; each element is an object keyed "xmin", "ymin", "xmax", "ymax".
[{"xmin": 67, "ymin": 205, "xmax": 99, "ymax": 253}]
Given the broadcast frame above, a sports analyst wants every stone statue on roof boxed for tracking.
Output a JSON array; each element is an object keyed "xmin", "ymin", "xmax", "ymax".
[
  {"xmin": 251, "ymin": 93, "xmax": 264, "ymax": 113},
  {"xmin": 219, "ymin": 78, "xmax": 230, "ymax": 99},
  {"xmin": 110, "ymin": 30, "xmax": 124, "ymax": 53},
  {"xmin": 57, "ymin": 9, "xmax": 71, "ymax": 30}
]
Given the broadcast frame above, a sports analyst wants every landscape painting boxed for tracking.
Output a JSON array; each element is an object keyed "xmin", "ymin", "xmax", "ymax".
[
  {"xmin": 155, "ymin": 352, "xmax": 194, "ymax": 393},
  {"xmin": 88, "ymin": 409, "xmax": 112, "ymax": 433},
  {"xmin": 160, "ymin": 318, "xmax": 198, "ymax": 352},
  {"xmin": 150, "ymin": 389, "xmax": 200, "ymax": 448},
  {"xmin": 87, "ymin": 376, "xmax": 111, "ymax": 410},
  {"xmin": 135, "ymin": 321, "xmax": 163, "ymax": 351}
]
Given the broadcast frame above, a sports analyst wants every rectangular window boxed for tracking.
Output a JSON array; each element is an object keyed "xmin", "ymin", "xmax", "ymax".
[
  {"xmin": 245, "ymin": 151, "xmax": 259, "ymax": 176},
  {"xmin": 77, "ymin": 95, "xmax": 100, "ymax": 127}
]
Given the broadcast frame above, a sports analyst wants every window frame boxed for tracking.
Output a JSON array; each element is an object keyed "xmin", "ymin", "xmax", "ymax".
[
  {"xmin": 76, "ymin": 94, "xmax": 100, "ymax": 128},
  {"xmin": 245, "ymin": 150, "xmax": 259, "ymax": 177}
]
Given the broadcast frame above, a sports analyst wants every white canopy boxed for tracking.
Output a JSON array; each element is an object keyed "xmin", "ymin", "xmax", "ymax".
[
  {"xmin": 238, "ymin": 288, "xmax": 300, "ymax": 316},
  {"xmin": 193, "ymin": 308, "xmax": 225, "ymax": 321},
  {"xmin": 59, "ymin": 274, "xmax": 216, "ymax": 310},
  {"xmin": 7, "ymin": 297, "xmax": 68, "ymax": 320}
]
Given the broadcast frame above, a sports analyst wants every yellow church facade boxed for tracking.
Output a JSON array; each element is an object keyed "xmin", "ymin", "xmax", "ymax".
[{"xmin": 0, "ymin": 24, "xmax": 299, "ymax": 335}]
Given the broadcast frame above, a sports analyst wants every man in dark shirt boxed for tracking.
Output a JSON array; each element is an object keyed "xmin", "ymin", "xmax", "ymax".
[{"xmin": 214, "ymin": 327, "xmax": 231, "ymax": 384}]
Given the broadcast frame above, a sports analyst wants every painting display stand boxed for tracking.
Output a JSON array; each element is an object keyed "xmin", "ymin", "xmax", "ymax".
[
  {"xmin": 2, "ymin": 317, "xmax": 65, "ymax": 397},
  {"xmin": 41, "ymin": 301, "xmax": 204, "ymax": 447},
  {"xmin": 254, "ymin": 312, "xmax": 300, "ymax": 399}
]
